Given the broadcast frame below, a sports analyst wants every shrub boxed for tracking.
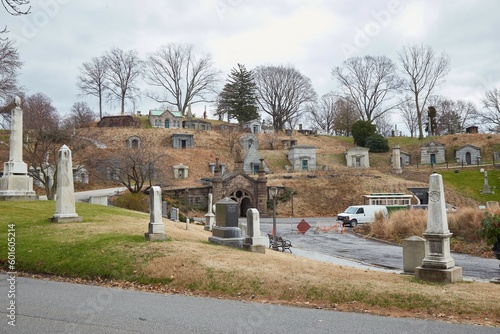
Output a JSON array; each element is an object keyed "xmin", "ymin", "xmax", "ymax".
[
  {"xmin": 365, "ymin": 134, "xmax": 389, "ymax": 152},
  {"xmin": 351, "ymin": 120, "xmax": 376, "ymax": 147},
  {"xmin": 112, "ymin": 192, "xmax": 149, "ymax": 213}
]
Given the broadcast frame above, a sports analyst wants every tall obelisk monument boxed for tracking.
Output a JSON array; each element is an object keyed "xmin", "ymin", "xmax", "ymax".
[{"xmin": 0, "ymin": 97, "xmax": 37, "ymax": 200}]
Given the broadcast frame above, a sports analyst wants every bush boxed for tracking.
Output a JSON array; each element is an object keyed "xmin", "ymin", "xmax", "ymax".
[
  {"xmin": 351, "ymin": 120, "xmax": 376, "ymax": 147},
  {"xmin": 365, "ymin": 134, "xmax": 389, "ymax": 152},
  {"xmin": 112, "ymin": 192, "xmax": 149, "ymax": 213}
]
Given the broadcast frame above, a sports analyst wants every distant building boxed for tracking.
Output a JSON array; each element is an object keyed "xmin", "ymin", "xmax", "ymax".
[
  {"xmin": 455, "ymin": 144, "xmax": 481, "ymax": 165},
  {"xmin": 465, "ymin": 126, "xmax": 479, "ymax": 134},
  {"xmin": 420, "ymin": 141, "xmax": 446, "ymax": 165},
  {"xmin": 345, "ymin": 146, "xmax": 370, "ymax": 168},
  {"xmin": 288, "ymin": 145, "xmax": 317, "ymax": 171},
  {"xmin": 149, "ymin": 109, "xmax": 182, "ymax": 129},
  {"xmin": 172, "ymin": 133, "xmax": 194, "ymax": 149},
  {"xmin": 242, "ymin": 119, "xmax": 261, "ymax": 134}
]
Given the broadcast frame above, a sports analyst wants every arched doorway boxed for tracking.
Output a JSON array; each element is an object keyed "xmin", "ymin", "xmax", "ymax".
[
  {"xmin": 240, "ymin": 197, "xmax": 252, "ymax": 217},
  {"xmin": 229, "ymin": 189, "xmax": 253, "ymax": 217},
  {"xmin": 465, "ymin": 152, "xmax": 471, "ymax": 165}
]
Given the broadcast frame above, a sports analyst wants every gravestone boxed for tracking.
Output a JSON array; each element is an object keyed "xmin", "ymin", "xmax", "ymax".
[
  {"xmin": 204, "ymin": 193, "xmax": 215, "ymax": 231},
  {"xmin": 242, "ymin": 208, "xmax": 267, "ymax": 253},
  {"xmin": 90, "ymin": 196, "xmax": 108, "ymax": 206},
  {"xmin": 481, "ymin": 171, "xmax": 492, "ymax": 194},
  {"xmin": 170, "ymin": 207, "xmax": 179, "ymax": 222},
  {"xmin": 0, "ymin": 97, "xmax": 37, "ymax": 201},
  {"xmin": 144, "ymin": 186, "xmax": 167, "ymax": 241},
  {"xmin": 50, "ymin": 145, "xmax": 82, "ymax": 223},
  {"xmin": 391, "ymin": 144, "xmax": 403, "ymax": 174},
  {"xmin": 162, "ymin": 201, "xmax": 168, "ymax": 218},
  {"xmin": 402, "ymin": 236, "xmax": 425, "ymax": 273},
  {"xmin": 415, "ymin": 173, "xmax": 462, "ymax": 283},
  {"xmin": 208, "ymin": 197, "xmax": 243, "ymax": 248}
]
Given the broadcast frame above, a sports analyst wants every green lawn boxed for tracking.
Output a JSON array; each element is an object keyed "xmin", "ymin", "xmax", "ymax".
[{"xmin": 1, "ymin": 201, "xmax": 156, "ymax": 281}]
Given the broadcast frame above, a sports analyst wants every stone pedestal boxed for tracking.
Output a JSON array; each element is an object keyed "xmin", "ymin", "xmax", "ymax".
[
  {"xmin": 204, "ymin": 193, "xmax": 215, "ymax": 231},
  {"xmin": 242, "ymin": 208, "xmax": 267, "ymax": 253},
  {"xmin": 50, "ymin": 145, "xmax": 82, "ymax": 223},
  {"xmin": 0, "ymin": 97, "xmax": 36, "ymax": 201},
  {"xmin": 416, "ymin": 173, "xmax": 462, "ymax": 283},
  {"xmin": 208, "ymin": 197, "xmax": 243, "ymax": 248},
  {"xmin": 391, "ymin": 144, "xmax": 403, "ymax": 174},
  {"xmin": 145, "ymin": 186, "xmax": 167, "ymax": 241},
  {"xmin": 402, "ymin": 236, "xmax": 425, "ymax": 273}
]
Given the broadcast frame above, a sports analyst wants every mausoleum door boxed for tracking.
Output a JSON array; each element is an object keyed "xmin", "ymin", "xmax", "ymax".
[
  {"xmin": 240, "ymin": 197, "xmax": 252, "ymax": 217},
  {"xmin": 430, "ymin": 154, "xmax": 436, "ymax": 165},
  {"xmin": 165, "ymin": 119, "xmax": 170, "ymax": 128},
  {"xmin": 465, "ymin": 152, "xmax": 471, "ymax": 165}
]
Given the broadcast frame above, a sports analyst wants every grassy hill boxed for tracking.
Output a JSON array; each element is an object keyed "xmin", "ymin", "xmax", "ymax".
[
  {"xmin": 1, "ymin": 127, "xmax": 499, "ymax": 216},
  {"xmin": 74, "ymin": 128, "xmax": 500, "ymax": 216}
]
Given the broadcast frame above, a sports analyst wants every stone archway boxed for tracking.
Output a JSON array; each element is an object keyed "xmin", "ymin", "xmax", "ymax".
[{"xmin": 229, "ymin": 189, "xmax": 253, "ymax": 217}]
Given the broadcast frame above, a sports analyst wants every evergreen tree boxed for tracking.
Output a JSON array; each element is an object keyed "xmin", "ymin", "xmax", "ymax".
[
  {"xmin": 216, "ymin": 64, "xmax": 259, "ymax": 124},
  {"xmin": 351, "ymin": 120, "xmax": 376, "ymax": 147}
]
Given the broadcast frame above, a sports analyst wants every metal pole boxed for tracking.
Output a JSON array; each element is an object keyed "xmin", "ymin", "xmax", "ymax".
[
  {"xmin": 272, "ymin": 196, "xmax": 279, "ymax": 251},
  {"xmin": 291, "ymin": 192, "xmax": 294, "ymax": 217}
]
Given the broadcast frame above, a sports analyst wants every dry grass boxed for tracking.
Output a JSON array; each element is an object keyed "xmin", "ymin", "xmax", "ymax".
[
  {"xmin": 365, "ymin": 207, "xmax": 499, "ymax": 257},
  {"xmin": 6, "ymin": 202, "xmax": 500, "ymax": 328}
]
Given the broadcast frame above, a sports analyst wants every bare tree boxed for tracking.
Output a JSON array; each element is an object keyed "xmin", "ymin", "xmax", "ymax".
[
  {"xmin": 0, "ymin": 39, "xmax": 22, "ymax": 102},
  {"xmin": 332, "ymin": 55, "xmax": 402, "ymax": 123},
  {"xmin": 481, "ymin": 87, "xmax": 500, "ymax": 131},
  {"xmin": 62, "ymin": 101, "xmax": 97, "ymax": 129},
  {"xmin": 77, "ymin": 56, "xmax": 107, "ymax": 119},
  {"xmin": 2, "ymin": 0, "xmax": 30, "ymax": 15},
  {"xmin": 103, "ymin": 48, "xmax": 142, "ymax": 115},
  {"xmin": 96, "ymin": 148, "xmax": 165, "ymax": 194},
  {"xmin": 22, "ymin": 92, "xmax": 59, "ymax": 131},
  {"xmin": 254, "ymin": 65, "xmax": 316, "ymax": 131},
  {"xmin": 307, "ymin": 92, "xmax": 336, "ymax": 133},
  {"xmin": 398, "ymin": 44, "xmax": 450, "ymax": 139},
  {"xmin": 397, "ymin": 96, "xmax": 418, "ymax": 137},
  {"xmin": 374, "ymin": 114, "xmax": 392, "ymax": 137},
  {"xmin": 21, "ymin": 93, "xmax": 63, "ymax": 199},
  {"xmin": 332, "ymin": 98, "xmax": 359, "ymax": 136},
  {"xmin": 144, "ymin": 43, "xmax": 221, "ymax": 115}
]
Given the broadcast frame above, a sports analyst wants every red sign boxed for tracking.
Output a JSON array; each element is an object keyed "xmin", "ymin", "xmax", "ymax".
[{"xmin": 297, "ymin": 219, "xmax": 311, "ymax": 235}]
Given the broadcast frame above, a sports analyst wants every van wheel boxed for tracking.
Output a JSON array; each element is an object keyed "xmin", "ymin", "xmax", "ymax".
[{"xmin": 350, "ymin": 220, "xmax": 357, "ymax": 227}]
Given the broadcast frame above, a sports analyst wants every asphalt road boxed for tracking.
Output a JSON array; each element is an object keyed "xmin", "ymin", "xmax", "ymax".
[
  {"xmin": 1, "ymin": 273, "xmax": 498, "ymax": 334},
  {"xmin": 242, "ymin": 218, "xmax": 500, "ymax": 281}
]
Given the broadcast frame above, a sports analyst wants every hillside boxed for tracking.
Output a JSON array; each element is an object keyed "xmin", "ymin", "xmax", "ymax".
[{"xmin": 1, "ymin": 127, "xmax": 498, "ymax": 216}]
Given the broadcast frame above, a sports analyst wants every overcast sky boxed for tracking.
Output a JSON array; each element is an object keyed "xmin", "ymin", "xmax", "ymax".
[{"xmin": 3, "ymin": 0, "xmax": 500, "ymax": 131}]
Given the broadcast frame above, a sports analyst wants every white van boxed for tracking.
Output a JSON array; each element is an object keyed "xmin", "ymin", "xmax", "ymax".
[{"xmin": 337, "ymin": 205, "xmax": 388, "ymax": 227}]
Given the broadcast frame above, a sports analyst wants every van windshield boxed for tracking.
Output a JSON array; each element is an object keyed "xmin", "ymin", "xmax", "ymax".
[{"xmin": 344, "ymin": 206, "xmax": 358, "ymax": 214}]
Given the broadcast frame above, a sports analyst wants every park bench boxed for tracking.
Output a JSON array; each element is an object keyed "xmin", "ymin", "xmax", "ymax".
[{"xmin": 267, "ymin": 233, "xmax": 293, "ymax": 253}]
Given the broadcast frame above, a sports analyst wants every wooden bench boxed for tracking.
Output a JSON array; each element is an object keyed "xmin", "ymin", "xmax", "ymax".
[{"xmin": 267, "ymin": 233, "xmax": 293, "ymax": 253}]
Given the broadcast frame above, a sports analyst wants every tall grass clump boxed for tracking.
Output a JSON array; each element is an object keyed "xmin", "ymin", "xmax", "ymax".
[{"xmin": 368, "ymin": 207, "xmax": 491, "ymax": 248}]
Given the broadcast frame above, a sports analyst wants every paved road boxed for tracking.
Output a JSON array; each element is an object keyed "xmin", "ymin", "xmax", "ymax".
[
  {"xmin": 1, "ymin": 273, "xmax": 498, "ymax": 334},
  {"xmin": 74, "ymin": 187, "xmax": 127, "ymax": 202},
  {"xmin": 238, "ymin": 218, "xmax": 500, "ymax": 281}
]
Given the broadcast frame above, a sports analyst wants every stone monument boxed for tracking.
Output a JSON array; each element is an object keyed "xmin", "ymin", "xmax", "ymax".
[
  {"xmin": 204, "ymin": 193, "xmax": 215, "ymax": 231},
  {"xmin": 50, "ymin": 145, "xmax": 82, "ymax": 223},
  {"xmin": 481, "ymin": 171, "xmax": 492, "ymax": 194},
  {"xmin": 208, "ymin": 197, "xmax": 243, "ymax": 248},
  {"xmin": 415, "ymin": 173, "xmax": 462, "ymax": 283},
  {"xmin": 145, "ymin": 186, "xmax": 167, "ymax": 241},
  {"xmin": 391, "ymin": 144, "xmax": 403, "ymax": 174},
  {"xmin": 0, "ymin": 97, "xmax": 37, "ymax": 200},
  {"xmin": 242, "ymin": 208, "xmax": 267, "ymax": 253}
]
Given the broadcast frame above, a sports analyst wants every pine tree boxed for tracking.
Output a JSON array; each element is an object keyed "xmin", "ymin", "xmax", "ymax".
[{"xmin": 216, "ymin": 64, "xmax": 259, "ymax": 124}]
